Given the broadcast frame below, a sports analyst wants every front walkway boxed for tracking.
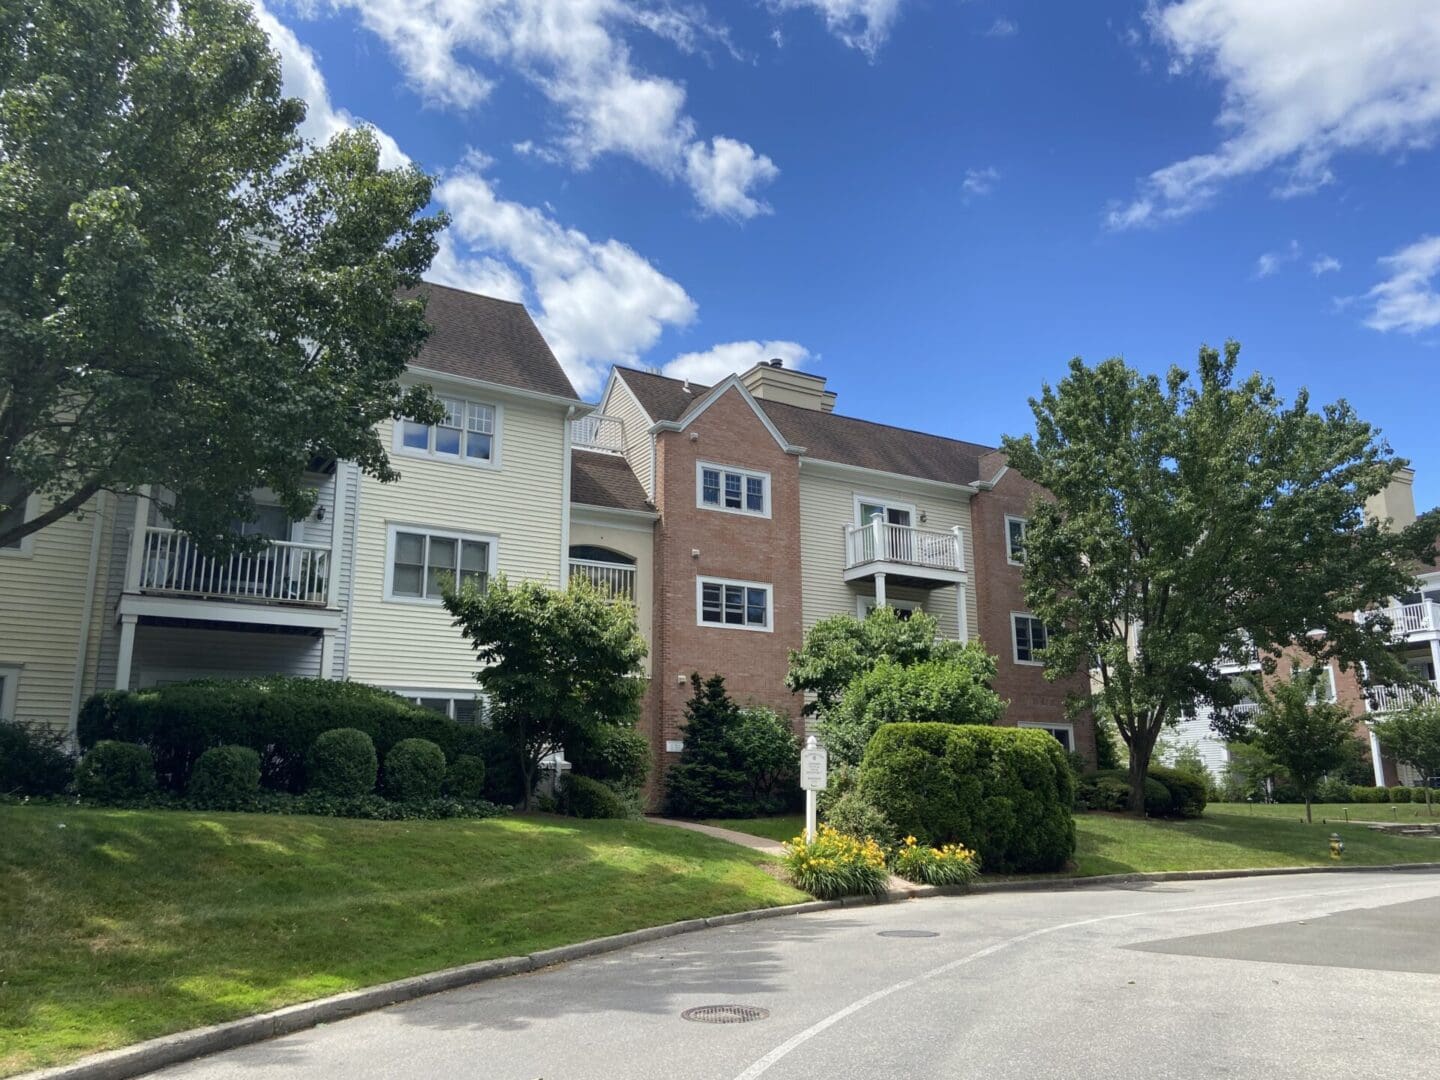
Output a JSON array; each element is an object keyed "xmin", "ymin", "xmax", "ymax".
[{"xmin": 644, "ymin": 816, "xmax": 785, "ymax": 856}]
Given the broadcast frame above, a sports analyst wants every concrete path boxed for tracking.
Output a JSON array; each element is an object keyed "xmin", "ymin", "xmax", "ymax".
[
  {"xmin": 152, "ymin": 870, "xmax": 1440, "ymax": 1080},
  {"xmin": 646, "ymin": 817, "xmax": 787, "ymax": 855}
]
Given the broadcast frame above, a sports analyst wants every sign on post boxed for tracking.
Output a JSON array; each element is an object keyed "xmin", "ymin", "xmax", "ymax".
[{"xmin": 800, "ymin": 736, "xmax": 828, "ymax": 843}]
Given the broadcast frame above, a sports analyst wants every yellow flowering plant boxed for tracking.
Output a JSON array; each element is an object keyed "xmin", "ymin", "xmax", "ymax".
[
  {"xmin": 890, "ymin": 834, "xmax": 981, "ymax": 887},
  {"xmin": 781, "ymin": 824, "xmax": 890, "ymax": 899}
]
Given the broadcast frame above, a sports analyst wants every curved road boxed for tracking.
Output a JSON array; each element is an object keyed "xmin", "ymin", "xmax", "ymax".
[{"xmin": 157, "ymin": 871, "xmax": 1440, "ymax": 1079}]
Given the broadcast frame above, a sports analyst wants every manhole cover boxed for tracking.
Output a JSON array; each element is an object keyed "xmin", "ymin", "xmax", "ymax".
[
  {"xmin": 877, "ymin": 930, "xmax": 940, "ymax": 938},
  {"xmin": 680, "ymin": 1004, "xmax": 770, "ymax": 1024}
]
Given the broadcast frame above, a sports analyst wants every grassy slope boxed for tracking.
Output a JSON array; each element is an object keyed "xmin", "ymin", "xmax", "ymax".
[
  {"xmin": 704, "ymin": 816, "xmax": 806, "ymax": 843},
  {"xmin": 0, "ymin": 807, "xmax": 803, "ymax": 1076},
  {"xmin": 1210, "ymin": 801, "xmax": 1439, "ymax": 823}
]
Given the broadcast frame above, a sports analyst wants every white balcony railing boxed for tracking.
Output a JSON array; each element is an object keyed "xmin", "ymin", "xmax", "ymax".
[
  {"xmin": 570, "ymin": 413, "xmax": 625, "ymax": 453},
  {"xmin": 844, "ymin": 519, "xmax": 965, "ymax": 575},
  {"xmin": 569, "ymin": 558, "xmax": 637, "ymax": 604},
  {"xmin": 1358, "ymin": 601, "xmax": 1440, "ymax": 638},
  {"xmin": 1367, "ymin": 679, "xmax": 1440, "ymax": 714},
  {"xmin": 139, "ymin": 527, "xmax": 331, "ymax": 606}
]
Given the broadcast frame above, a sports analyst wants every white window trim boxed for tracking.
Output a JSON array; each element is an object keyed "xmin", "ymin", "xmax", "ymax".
[
  {"xmin": 1004, "ymin": 515, "xmax": 1028, "ymax": 566},
  {"xmin": 852, "ymin": 493, "xmax": 917, "ymax": 527},
  {"xmin": 696, "ymin": 461, "xmax": 771, "ymax": 519},
  {"xmin": 0, "ymin": 494, "xmax": 41, "ymax": 558},
  {"xmin": 388, "ymin": 687, "xmax": 487, "ymax": 721},
  {"xmin": 0, "ymin": 664, "xmax": 20, "ymax": 719},
  {"xmin": 383, "ymin": 523, "xmax": 499, "ymax": 606},
  {"xmin": 1011, "ymin": 611, "xmax": 1047, "ymax": 666},
  {"xmin": 393, "ymin": 398, "xmax": 503, "ymax": 470},
  {"xmin": 1018, "ymin": 720, "xmax": 1074, "ymax": 751},
  {"xmin": 856, "ymin": 595, "xmax": 920, "ymax": 619},
  {"xmin": 696, "ymin": 576, "xmax": 774, "ymax": 633}
]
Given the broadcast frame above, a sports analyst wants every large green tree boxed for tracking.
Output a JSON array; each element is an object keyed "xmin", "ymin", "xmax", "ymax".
[
  {"xmin": 1001, "ymin": 343, "xmax": 1438, "ymax": 814},
  {"xmin": 443, "ymin": 576, "xmax": 648, "ymax": 809},
  {"xmin": 1242, "ymin": 668, "xmax": 1356, "ymax": 824},
  {"xmin": 1374, "ymin": 700, "xmax": 1440, "ymax": 814},
  {"xmin": 0, "ymin": 0, "xmax": 445, "ymax": 548}
]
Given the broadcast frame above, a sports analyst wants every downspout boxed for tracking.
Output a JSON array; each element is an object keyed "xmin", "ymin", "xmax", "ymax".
[
  {"xmin": 343, "ymin": 463, "xmax": 363, "ymax": 681},
  {"xmin": 68, "ymin": 491, "xmax": 108, "ymax": 739},
  {"xmin": 560, "ymin": 405, "xmax": 575, "ymax": 586}
]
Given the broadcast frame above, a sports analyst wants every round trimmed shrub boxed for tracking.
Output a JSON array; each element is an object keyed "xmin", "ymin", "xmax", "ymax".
[
  {"xmin": 859, "ymin": 723, "xmax": 1075, "ymax": 874},
  {"xmin": 1148, "ymin": 765, "xmax": 1208, "ymax": 818},
  {"xmin": 445, "ymin": 754, "xmax": 488, "ymax": 800},
  {"xmin": 188, "ymin": 745, "xmax": 261, "ymax": 807},
  {"xmin": 1390, "ymin": 785, "xmax": 1413, "ymax": 803},
  {"xmin": 560, "ymin": 773, "xmax": 629, "ymax": 819},
  {"xmin": 383, "ymin": 738, "xmax": 446, "ymax": 802},
  {"xmin": 75, "ymin": 741, "xmax": 157, "ymax": 803},
  {"xmin": 567, "ymin": 724, "xmax": 650, "ymax": 795},
  {"xmin": 1082, "ymin": 769, "xmax": 1171, "ymax": 815},
  {"xmin": 307, "ymin": 728, "xmax": 377, "ymax": 797},
  {"xmin": 0, "ymin": 719, "xmax": 74, "ymax": 795},
  {"xmin": 822, "ymin": 790, "xmax": 897, "ymax": 845}
]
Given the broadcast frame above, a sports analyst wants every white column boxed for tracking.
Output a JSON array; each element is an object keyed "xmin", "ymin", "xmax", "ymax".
[
  {"xmin": 326, "ymin": 463, "xmax": 348, "ymax": 609},
  {"xmin": 874, "ymin": 572, "xmax": 887, "ymax": 608},
  {"xmin": 319, "ymin": 628, "xmax": 336, "ymax": 681},
  {"xmin": 114, "ymin": 614, "xmax": 138, "ymax": 691},
  {"xmin": 956, "ymin": 582, "xmax": 969, "ymax": 642},
  {"xmin": 951, "ymin": 525, "xmax": 965, "ymax": 571},
  {"xmin": 124, "ymin": 487, "xmax": 151, "ymax": 592},
  {"xmin": 1368, "ymin": 723, "xmax": 1386, "ymax": 787},
  {"xmin": 1430, "ymin": 639, "xmax": 1440, "ymax": 680}
]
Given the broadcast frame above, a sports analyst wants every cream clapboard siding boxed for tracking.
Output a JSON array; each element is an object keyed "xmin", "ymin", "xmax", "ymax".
[
  {"xmin": 132, "ymin": 624, "xmax": 322, "ymax": 684},
  {"xmin": 346, "ymin": 393, "xmax": 568, "ymax": 689},
  {"xmin": 0, "ymin": 494, "xmax": 111, "ymax": 731},
  {"xmin": 570, "ymin": 516, "xmax": 654, "ymax": 676},
  {"xmin": 603, "ymin": 376, "xmax": 656, "ymax": 499},
  {"xmin": 797, "ymin": 468, "xmax": 976, "ymax": 642}
]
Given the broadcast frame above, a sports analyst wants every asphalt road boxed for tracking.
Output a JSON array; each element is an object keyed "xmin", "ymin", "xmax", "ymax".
[{"xmin": 156, "ymin": 871, "xmax": 1440, "ymax": 1080}]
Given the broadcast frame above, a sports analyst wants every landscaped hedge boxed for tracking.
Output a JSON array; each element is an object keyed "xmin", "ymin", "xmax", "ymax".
[
  {"xmin": 1076, "ymin": 769, "xmax": 1189, "ymax": 816},
  {"xmin": 559, "ymin": 773, "xmax": 630, "ymax": 819},
  {"xmin": 188, "ymin": 746, "xmax": 262, "ymax": 808},
  {"xmin": 77, "ymin": 678, "xmax": 516, "ymax": 798},
  {"xmin": 1148, "ymin": 765, "xmax": 1208, "ymax": 818},
  {"xmin": 859, "ymin": 723, "xmax": 1076, "ymax": 873},
  {"xmin": 0, "ymin": 720, "xmax": 74, "ymax": 796},
  {"xmin": 383, "ymin": 738, "xmax": 446, "ymax": 802},
  {"xmin": 74, "ymin": 741, "xmax": 157, "ymax": 803}
]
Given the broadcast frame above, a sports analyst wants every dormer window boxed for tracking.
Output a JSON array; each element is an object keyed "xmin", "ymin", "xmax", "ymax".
[{"xmin": 398, "ymin": 396, "xmax": 497, "ymax": 465}]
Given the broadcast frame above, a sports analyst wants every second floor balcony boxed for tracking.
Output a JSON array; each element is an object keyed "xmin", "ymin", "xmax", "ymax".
[
  {"xmin": 138, "ymin": 527, "xmax": 332, "ymax": 607},
  {"xmin": 570, "ymin": 413, "xmax": 625, "ymax": 453},
  {"xmin": 1366, "ymin": 678, "xmax": 1440, "ymax": 715},
  {"xmin": 843, "ymin": 518, "xmax": 966, "ymax": 588},
  {"xmin": 1359, "ymin": 600, "xmax": 1440, "ymax": 639},
  {"xmin": 568, "ymin": 557, "xmax": 637, "ymax": 605}
]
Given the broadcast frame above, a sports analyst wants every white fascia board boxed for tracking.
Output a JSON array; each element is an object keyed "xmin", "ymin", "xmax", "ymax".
[
  {"xmin": 570, "ymin": 503, "xmax": 658, "ymax": 531},
  {"xmin": 405, "ymin": 366, "xmax": 594, "ymax": 414},
  {"xmin": 649, "ymin": 375, "xmax": 804, "ymax": 455}
]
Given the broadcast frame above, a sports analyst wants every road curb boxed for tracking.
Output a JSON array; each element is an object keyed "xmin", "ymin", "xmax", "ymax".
[{"xmin": 18, "ymin": 862, "xmax": 1440, "ymax": 1080}]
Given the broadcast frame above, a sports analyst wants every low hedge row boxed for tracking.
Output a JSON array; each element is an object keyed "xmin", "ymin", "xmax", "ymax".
[
  {"xmin": 1076, "ymin": 767, "xmax": 1208, "ymax": 818},
  {"xmin": 6, "ymin": 789, "xmax": 505, "ymax": 821},
  {"xmin": 858, "ymin": 723, "xmax": 1076, "ymax": 874}
]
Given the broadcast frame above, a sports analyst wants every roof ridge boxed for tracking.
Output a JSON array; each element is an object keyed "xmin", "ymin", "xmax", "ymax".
[{"xmin": 417, "ymin": 279, "xmax": 529, "ymax": 307}]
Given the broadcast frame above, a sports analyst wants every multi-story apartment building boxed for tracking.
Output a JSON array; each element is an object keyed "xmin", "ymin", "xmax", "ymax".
[{"xmin": 4, "ymin": 283, "xmax": 1096, "ymax": 791}]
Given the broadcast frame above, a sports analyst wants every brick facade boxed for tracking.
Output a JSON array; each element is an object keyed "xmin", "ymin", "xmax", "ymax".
[
  {"xmin": 645, "ymin": 387, "xmax": 806, "ymax": 803},
  {"xmin": 970, "ymin": 464, "xmax": 1098, "ymax": 764}
]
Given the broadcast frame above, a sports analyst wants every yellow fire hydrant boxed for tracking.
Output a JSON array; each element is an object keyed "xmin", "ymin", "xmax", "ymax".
[{"xmin": 1329, "ymin": 833, "xmax": 1345, "ymax": 861}]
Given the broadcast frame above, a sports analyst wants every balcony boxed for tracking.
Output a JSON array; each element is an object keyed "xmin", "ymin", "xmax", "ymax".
[
  {"xmin": 1366, "ymin": 679, "xmax": 1439, "ymax": 714},
  {"xmin": 571, "ymin": 413, "xmax": 624, "ymax": 453},
  {"xmin": 569, "ymin": 558, "xmax": 637, "ymax": 604},
  {"xmin": 1359, "ymin": 601, "xmax": 1440, "ymax": 639},
  {"xmin": 843, "ymin": 519, "xmax": 966, "ymax": 588},
  {"xmin": 139, "ymin": 527, "xmax": 331, "ymax": 607}
]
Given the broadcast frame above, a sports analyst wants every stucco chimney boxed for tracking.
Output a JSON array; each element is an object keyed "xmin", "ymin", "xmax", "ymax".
[
  {"xmin": 740, "ymin": 361, "xmax": 837, "ymax": 412},
  {"xmin": 1365, "ymin": 467, "xmax": 1417, "ymax": 532}
]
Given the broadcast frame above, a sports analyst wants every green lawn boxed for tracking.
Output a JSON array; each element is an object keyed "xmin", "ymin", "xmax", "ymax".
[
  {"xmin": 1209, "ymin": 801, "xmax": 1439, "ymax": 823},
  {"xmin": 0, "ymin": 807, "xmax": 804, "ymax": 1077},
  {"xmin": 704, "ymin": 815, "xmax": 806, "ymax": 843}
]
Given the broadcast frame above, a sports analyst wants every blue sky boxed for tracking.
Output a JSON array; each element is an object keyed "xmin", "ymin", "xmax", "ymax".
[{"xmin": 255, "ymin": 0, "xmax": 1440, "ymax": 510}]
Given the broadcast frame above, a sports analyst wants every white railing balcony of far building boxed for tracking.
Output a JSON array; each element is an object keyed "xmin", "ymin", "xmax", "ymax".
[
  {"xmin": 569, "ymin": 558, "xmax": 637, "ymax": 605},
  {"xmin": 138, "ymin": 527, "xmax": 331, "ymax": 606},
  {"xmin": 570, "ymin": 413, "xmax": 625, "ymax": 453},
  {"xmin": 1358, "ymin": 600, "xmax": 1440, "ymax": 638},
  {"xmin": 844, "ymin": 517, "xmax": 965, "ymax": 575},
  {"xmin": 1367, "ymin": 679, "xmax": 1440, "ymax": 714}
]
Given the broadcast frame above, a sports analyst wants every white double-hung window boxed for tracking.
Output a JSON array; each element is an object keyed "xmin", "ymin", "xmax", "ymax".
[
  {"xmin": 697, "ymin": 577, "xmax": 773, "ymax": 631},
  {"xmin": 1012, "ymin": 613, "xmax": 1049, "ymax": 665},
  {"xmin": 697, "ymin": 462, "xmax": 769, "ymax": 517},
  {"xmin": 398, "ymin": 396, "xmax": 498, "ymax": 465},
  {"xmin": 386, "ymin": 525, "xmax": 496, "ymax": 603}
]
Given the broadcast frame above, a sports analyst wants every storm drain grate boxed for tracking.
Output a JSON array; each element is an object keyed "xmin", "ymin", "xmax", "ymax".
[
  {"xmin": 680, "ymin": 1004, "xmax": 770, "ymax": 1024},
  {"xmin": 877, "ymin": 930, "xmax": 940, "ymax": 938}
]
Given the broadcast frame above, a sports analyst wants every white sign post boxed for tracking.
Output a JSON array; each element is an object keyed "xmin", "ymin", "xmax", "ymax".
[{"xmin": 799, "ymin": 735, "xmax": 828, "ymax": 843}]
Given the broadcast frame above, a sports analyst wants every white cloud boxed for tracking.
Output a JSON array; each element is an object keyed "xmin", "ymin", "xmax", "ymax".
[
  {"xmin": 1109, "ymin": 0, "xmax": 1440, "ymax": 228},
  {"xmin": 436, "ymin": 157, "xmax": 698, "ymax": 396},
  {"xmin": 1363, "ymin": 235, "xmax": 1440, "ymax": 333},
  {"xmin": 1254, "ymin": 239, "xmax": 1301, "ymax": 278},
  {"xmin": 962, "ymin": 166, "xmax": 1000, "ymax": 198},
  {"xmin": 250, "ymin": 0, "xmax": 407, "ymax": 168},
  {"xmin": 1310, "ymin": 254, "xmax": 1342, "ymax": 276},
  {"xmin": 771, "ymin": 0, "xmax": 905, "ymax": 57},
  {"xmin": 662, "ymin": 340, "xmax": 813, "ymax": 384},
  {"xmin": 985, "ymin": 18, "xmax": 1018, "ymax": 38},
  {"xmin": 302, "ymin": 0, "xmax": 778, "ymax": 218}
]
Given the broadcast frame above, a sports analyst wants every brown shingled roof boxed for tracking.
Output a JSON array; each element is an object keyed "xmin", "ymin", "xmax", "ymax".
[
  {"xmin": 405, "ymin": 282, "xmax": 581, "ymax": 402},
  {"xmin": 613, "ymin": 367, "xmax": 993, "ymax": 486},
  {"xmin": 571, "ymin": 450, "xmax": 653, "ymax": 513}
]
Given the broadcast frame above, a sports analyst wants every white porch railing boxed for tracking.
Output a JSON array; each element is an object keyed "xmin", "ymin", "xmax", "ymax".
[
  {"xmin": 1359, "ymin": 601, "xmax": 1440, "ymax": 637},
  {"xmin": 139, "ymin": 527, "xmax": 331, "ymax": 606},
  {"xmin": 569, "ymin": 558, "xmax": 637, "ymax": 603},
  {"xmin": 844, "ymin": 519, "xmax": 965, "ymax": 574},
  {"xmin": 1367, "ymin": 679, "xmax": 1440, "ymax": 714},
  {"xmin": 570, "ymin": 413, "xmax": 625, "ymax": 453}
]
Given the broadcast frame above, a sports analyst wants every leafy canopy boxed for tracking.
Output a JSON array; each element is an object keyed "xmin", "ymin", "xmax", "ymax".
[
  {"xmin": 1374, "ymin": 701, "xmax": 1440, "ymax": 810},
  {"xmin": 443, "ymin": 576, "xmax": 647, "ymax": 808},
  {"xmin": 1001, "ymin": 342, "xmax": 1437, "ymax": 813},
  {"xmin": 1240, "ymin": 668, "xmax": 1357, "ymax": 822},
  {"xmin": 0, "ymin": 0, "xmax": 446, "ymax": 547}
]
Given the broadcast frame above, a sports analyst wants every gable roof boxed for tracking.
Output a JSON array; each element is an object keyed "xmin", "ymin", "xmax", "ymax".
[
  {"xmin": 405, "ymin": 282, "xmax": 582, "ymax": 402},
  {"xmin": 613, "ymin": 366, "xmax": 994, "ymax": 486},
  {"xmin": 570, "ymin": 450, "xmax": 653, "ymax": 512}
]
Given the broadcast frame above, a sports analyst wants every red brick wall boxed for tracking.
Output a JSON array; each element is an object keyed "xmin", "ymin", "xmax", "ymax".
[
  {"xmin": 970, "ymin": 466, "xmax": 1098, "ymax": 764},
  {"xmin": 643, "ymin": 387, "xmax": 805, "ymax": 803}
]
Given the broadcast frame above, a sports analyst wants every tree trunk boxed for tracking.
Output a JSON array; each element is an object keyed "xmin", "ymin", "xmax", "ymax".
[
  {"xmin": 1127, "ymin": 741, "xmax": 1153, "ymax": 816},
  {"xmin": 1304, "ymin": 795, "xmax": 1313, "ymax": 824}
]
